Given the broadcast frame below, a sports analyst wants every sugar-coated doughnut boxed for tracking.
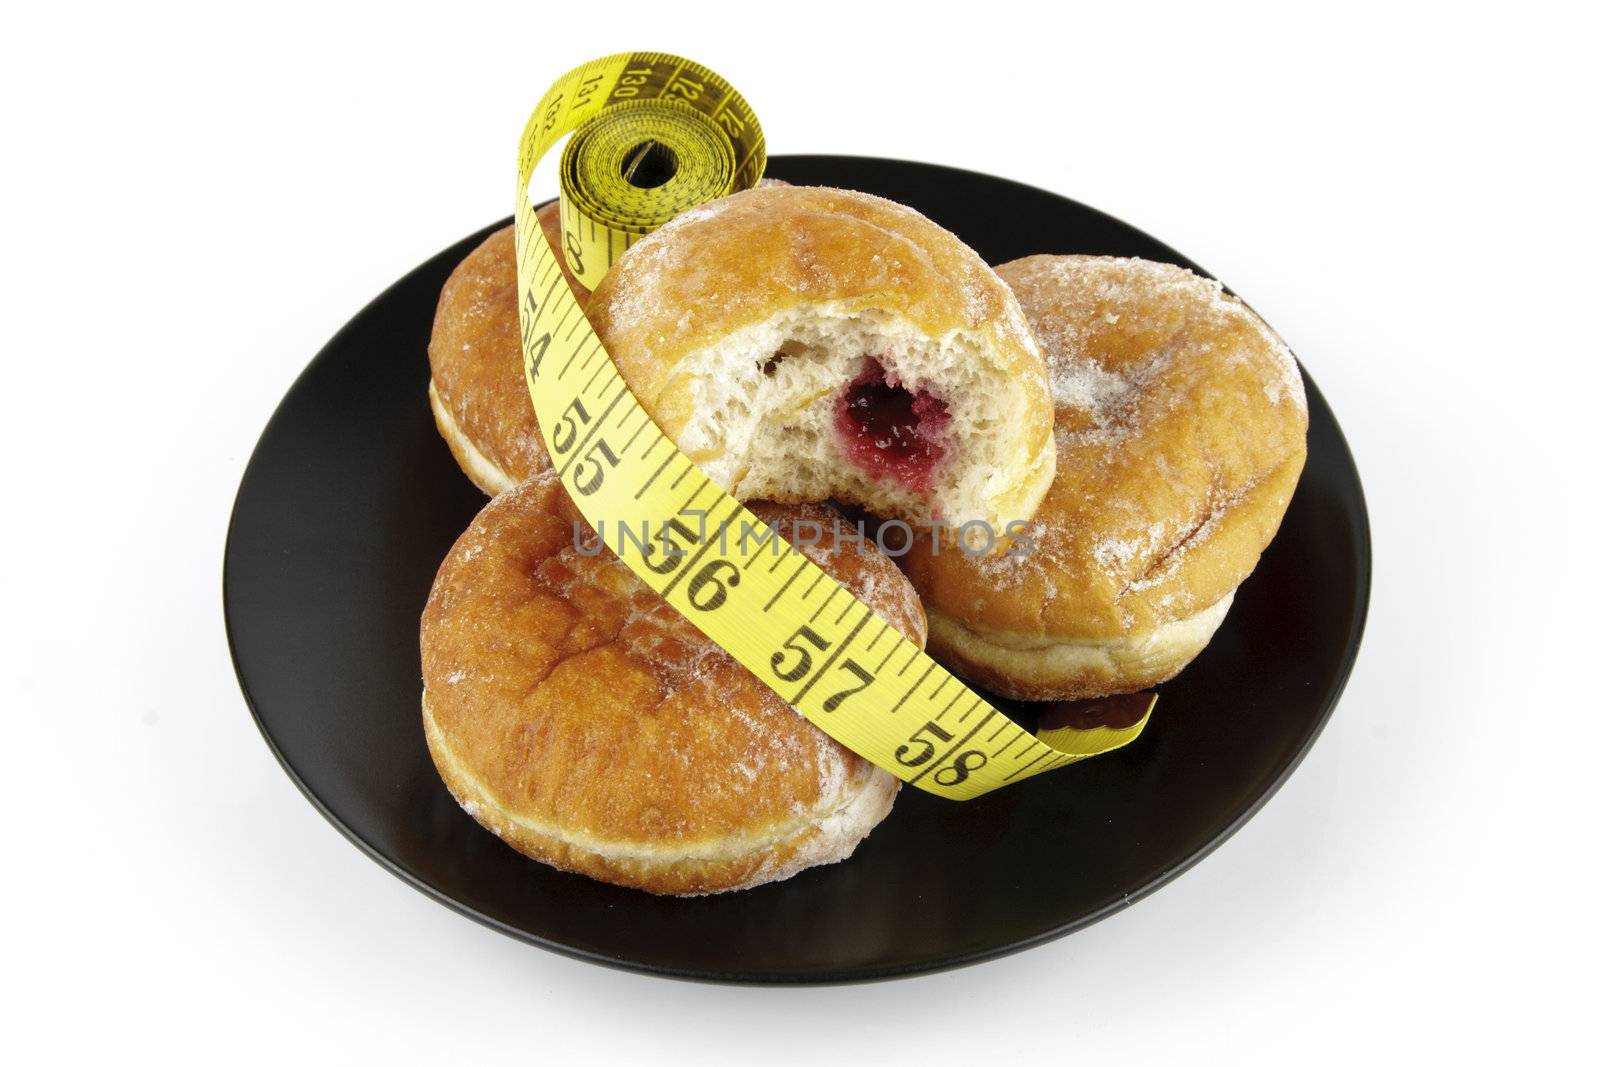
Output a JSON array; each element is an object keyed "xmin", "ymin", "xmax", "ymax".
[
  {"xmin": 899, "ymin": 256, "xmax": 1308, "ymax": 700},
  {"xmin": 584, "ymin": 185, "xmax": 1057, "ymax": 534},
  {"xmin": 420, "ymin": 474, "xmax": 926, "ymax": 895},
  {"xmin": 426, "ymin": 202, "xmax": 586, "ymax": 495}
]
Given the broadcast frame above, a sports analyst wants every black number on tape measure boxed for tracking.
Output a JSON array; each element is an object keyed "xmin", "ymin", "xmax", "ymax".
[
  {"xmin": 895, "ymin": 721, "xmax": 954, "ymax": 768},
  {"xmin": 521, "ymin": 291, "xmax": 551, "ymax": 382},
  {"xmin": 550, "ymin": 397, "xmax": 590, "ymax": 455},
  {"xmin": 569, "ymin": 439, "xmax": 618, "ymax": 496},
  {"xmin": 934, "ymin": 750, "xmax": 988, "ymax": 787},
  {"xmin": 573, "ymin": 73, "xmax": 603, "ymax": 112},
  {"xmin": 525, "ymin": 334, "xmax": 551, "ymax": 383},
  {"xmin": 772, "ymin": 625, "xmax": 830, "ymax": 682},
  {"xmin": 821, "ymin": 660, "xmax": 874, "ymax": 712},
  {"xmin": 641, "ymin": 518, "xmax": 698, "ymax": 575},
  {"xmin": 685, "ymin": 559, "xmax": 739, "ymax": 612},
  {"xmin": 564, "ymin": 231, "xmax": 585, "ymax": 277},
  {"xmin": 612, "ymin": 68, "xmax": 652, "ymax": 99},
  {"xmin": 540, "ymin": 95, "xmax": 563, "ymax": 134}
]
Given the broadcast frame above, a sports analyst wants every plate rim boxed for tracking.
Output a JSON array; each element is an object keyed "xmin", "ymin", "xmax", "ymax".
[{"xmin": 224, "ymin": 154, "xmax": 1372, "ymax": 984}]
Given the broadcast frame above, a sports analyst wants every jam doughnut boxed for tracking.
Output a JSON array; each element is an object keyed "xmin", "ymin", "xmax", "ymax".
[
  {"xmin": 583, "ymin": 185, "xmax": 1056, "ymax": 533},
  {"xmin": 426, "ymin": 201, "xmax": 586, "ymax": 495},
  {"xmin": 420, "ymin": 474, "xmax": 926, "ymax": 895},
  {"xmin": 898, "ymin": 256, "xmax": 1308, "ymax": 700}
]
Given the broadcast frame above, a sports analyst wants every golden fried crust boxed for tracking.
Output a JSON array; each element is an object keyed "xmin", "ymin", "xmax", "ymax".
[
  {"xmin": 901, "ymin": 256, "xmax": 1308, "ymax": 648},
  {"xmin": 419, "ymin": 476, "xmax": 926, "ymax": 895},
  {"xmin": 426, "ymin": 203, "xmax": 589, "ymax": 493},
  {"xmin": 583, "ymin": 185, "xmax": 1055, "ymax": 478}
]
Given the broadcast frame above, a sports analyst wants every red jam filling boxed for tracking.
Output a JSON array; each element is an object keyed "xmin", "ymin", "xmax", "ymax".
[{"xmin": 833, "ymin": 358, "xmax": 950, "ymax": 494}]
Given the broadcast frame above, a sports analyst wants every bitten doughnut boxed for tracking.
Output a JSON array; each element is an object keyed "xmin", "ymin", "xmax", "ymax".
[
  {"xmin": 899, "ymin": 256, "xmax": 1308, "ymax": 700},
  {"xmin": 584, "ymin": 185, "xmax": 1057, "ymax": 533},
  {"xmin": 426, "ymin": 202, "xmax": 586, "ymax": 494},
  {"xmin": 420, "ymin": 474, "xmax": 926, "ymax": 895}
]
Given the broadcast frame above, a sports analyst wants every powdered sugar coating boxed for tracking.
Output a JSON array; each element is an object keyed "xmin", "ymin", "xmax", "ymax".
[
  {"xmin": 900, "ymin": 255, "xmax": 1309, "ymax": 643},
  {"xmin": 594, "ymin": 185, "xmax": 1041, "ymax": 363},
  {"xmin": 420, "ymin": 475, "xmax": 924, "ymax": 893},
  {"xmin": 1011, "ymin": 255, "xmax": 1306, "ymax": 419}
]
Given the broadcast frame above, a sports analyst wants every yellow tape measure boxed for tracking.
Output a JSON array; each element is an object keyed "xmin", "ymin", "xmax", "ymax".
[{"xmin": 514, "ymin": 52, "xmax": 1154, "ymax": 799}]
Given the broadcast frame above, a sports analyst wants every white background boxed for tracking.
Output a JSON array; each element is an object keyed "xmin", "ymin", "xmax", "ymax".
[{"xmin": 5, "ymin": 2, "xmax": 1595, "ymax": 1062}]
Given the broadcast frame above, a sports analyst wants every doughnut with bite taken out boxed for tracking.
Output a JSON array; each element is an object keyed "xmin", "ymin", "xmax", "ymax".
[{"xmin": 583, "ymin": 185, "xmax": 1057, "ymax": 534}]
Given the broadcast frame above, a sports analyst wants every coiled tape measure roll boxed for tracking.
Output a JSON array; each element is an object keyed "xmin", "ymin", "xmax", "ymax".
[{"xmin": 514, "ymin": 52, "xmax": 1154, "ymax": 799}]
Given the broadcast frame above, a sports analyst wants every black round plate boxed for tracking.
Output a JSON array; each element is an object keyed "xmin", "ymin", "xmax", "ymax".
[{"xmin": 225, "ymin": 156, "xmax": 1370, "ymax": 983}]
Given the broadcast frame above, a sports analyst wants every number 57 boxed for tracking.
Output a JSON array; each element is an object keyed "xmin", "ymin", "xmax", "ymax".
[{"xmin": 770, "ymin": 625, "xmax": 874, "ymax": 711}]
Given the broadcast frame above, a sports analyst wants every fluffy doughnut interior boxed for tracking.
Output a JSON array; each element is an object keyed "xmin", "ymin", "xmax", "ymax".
[{"xmin": 665, "ymin": 305, "xmax": 1029, "ymax": 526}]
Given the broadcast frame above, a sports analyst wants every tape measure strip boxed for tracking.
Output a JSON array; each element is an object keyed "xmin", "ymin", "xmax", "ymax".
[{"xmin": 514, "ymin": 53, "xmax": 1153, "ymax": 799}]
